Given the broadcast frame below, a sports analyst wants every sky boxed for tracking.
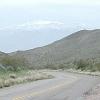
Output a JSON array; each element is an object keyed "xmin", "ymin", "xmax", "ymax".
[{"xmin": 0, "ymin": 0, "xmax": 100, "ymax": 52}]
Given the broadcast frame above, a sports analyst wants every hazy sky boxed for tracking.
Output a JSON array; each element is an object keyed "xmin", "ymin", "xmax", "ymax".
[{"xmin": 0, "ymin": 0, "xmax": 100, "ymax": 52}]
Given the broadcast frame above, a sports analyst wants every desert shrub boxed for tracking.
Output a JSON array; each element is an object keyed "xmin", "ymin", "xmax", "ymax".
[
  {"xmin": 72, "ymin": 58, "xmax": 100, "ymax": 71},
  {"xmin": 74, "ymin": 59, "xmax": 89, "ymax": 71},
  {"xmin": 93, "ymin": 62, "xmax": 100, "ymax": 71},
  {"xmin": 0, "ymin": 56, "xmax": 28, "ymax": 71},
  {"xmin": 44, "ymin": 64, "xmax": 58, "ymax": 70}
]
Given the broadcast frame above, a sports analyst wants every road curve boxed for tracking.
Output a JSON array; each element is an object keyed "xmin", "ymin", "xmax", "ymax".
[{"xmin": 0, "ymin": 71, "xmax": 100, "ymax": 100}]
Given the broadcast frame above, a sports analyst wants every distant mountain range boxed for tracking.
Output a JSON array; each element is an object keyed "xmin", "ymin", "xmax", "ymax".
[{"xmin": 0, "ymin": 21, "xmax": 80, "ymax": 53}]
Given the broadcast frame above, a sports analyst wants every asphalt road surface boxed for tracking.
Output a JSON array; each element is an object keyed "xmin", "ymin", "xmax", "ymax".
[{"xmin": 0, "ymin": 71, "xmax": 100, "ymax": 100}]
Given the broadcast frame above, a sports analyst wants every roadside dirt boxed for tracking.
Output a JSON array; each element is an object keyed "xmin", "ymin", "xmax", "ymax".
[{"xmin": 84, "ymin": 84, "xmax": 100, "ymax": 100}]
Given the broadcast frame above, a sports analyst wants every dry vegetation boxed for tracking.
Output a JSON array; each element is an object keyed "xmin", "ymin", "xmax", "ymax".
[
  {"xmin": 0, "ymin": 56, "xmax": 53, "ymax": 88},
  {"xmin": 0, "ymin": 70, "xmax": 53, "ymax": 88}
]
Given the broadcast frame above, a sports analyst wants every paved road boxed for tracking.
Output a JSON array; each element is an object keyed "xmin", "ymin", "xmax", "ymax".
[{"xmin": 0, "ymin": 71, "xmax": 100, "ymax": 100}]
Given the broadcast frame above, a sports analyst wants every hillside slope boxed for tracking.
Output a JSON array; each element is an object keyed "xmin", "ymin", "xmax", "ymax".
[
  {"xmin": 0, "ymin": 52, "xmax": 7, "ymax": 59},
  {"xmin": 10, "ymin": 29, "xmax": 100, "ymax": 69}
]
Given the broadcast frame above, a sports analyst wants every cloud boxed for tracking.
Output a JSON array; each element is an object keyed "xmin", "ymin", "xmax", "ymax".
[
  {"xmin": 0, "ymin": 20, "xmax": 65, "ymax": 31},
  {"xmin": 17, "ymin": 20, "xmax": 64, "ymax": 29}
]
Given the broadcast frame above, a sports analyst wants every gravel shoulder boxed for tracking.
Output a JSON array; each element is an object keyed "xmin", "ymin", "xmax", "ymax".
[{"xmin": 83, "ymin": 83, "xmax": 100, "ymax": 100}]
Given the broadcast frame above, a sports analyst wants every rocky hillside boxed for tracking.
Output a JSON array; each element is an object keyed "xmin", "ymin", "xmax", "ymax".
[{"xmin": 9, "ymin": 29, "xmax": 100, "ymax": 69}]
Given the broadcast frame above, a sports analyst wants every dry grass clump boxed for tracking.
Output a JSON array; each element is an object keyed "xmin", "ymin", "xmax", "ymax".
[
  {"xmin": 0, "ymin": 70, "xmax": 53, "ymax": 88},
  {"xmin": 9, "ymin": 74, "xmax": 17, "ymax": 79},
  {"xmin": 0, "ymin": 79, "xmax": 4, "ymax": 88}
]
